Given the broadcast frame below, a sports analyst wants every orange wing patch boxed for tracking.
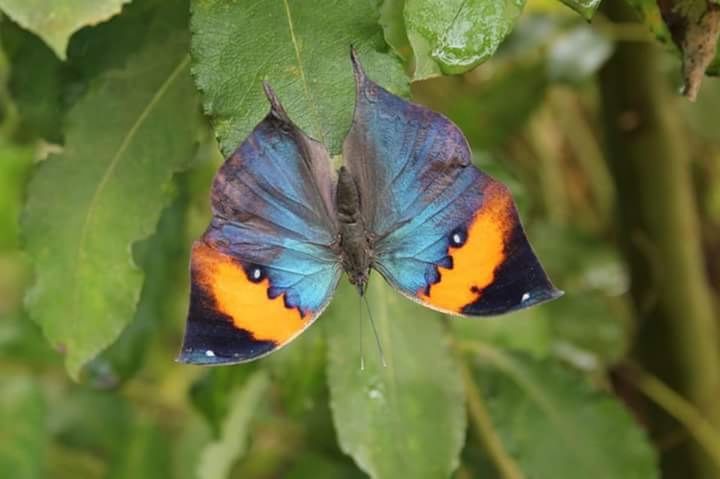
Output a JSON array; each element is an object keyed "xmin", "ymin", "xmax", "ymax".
[
  {"xmin": 191, "ymin": 242, "xmax": 309, "ymax": 344},
  {"xmin": 418, "ymin": 183, "xmax": 514, "ymax": 313}
]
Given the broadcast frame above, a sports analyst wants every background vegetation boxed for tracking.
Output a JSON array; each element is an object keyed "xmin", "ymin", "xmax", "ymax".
[{"xmin": 1, "ymin": 0, "xmax": 719, "ymax": 478}]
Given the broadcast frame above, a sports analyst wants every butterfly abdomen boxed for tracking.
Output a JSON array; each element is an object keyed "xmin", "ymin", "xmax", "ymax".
[{"xmin": 336, "ymin": 167, "xmax": 372, "ymax": 293}]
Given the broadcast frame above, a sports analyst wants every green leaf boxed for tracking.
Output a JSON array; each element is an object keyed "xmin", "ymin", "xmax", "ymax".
[
  {"xmin": 468, "ymin": 345, "xmax": 659, "ymax": 479},
  {"xmin": 66, "ymin": 0, "xmax": 192, "ymax": 81},
  {"xmin": 84, "ymin": 183, "xmax": 190, "ymax": 386},
  {"xmin": 197, "ymin": 371, "xmax": 271, "ymax": 479},
  {"xmin": 404, "ymin": 0, "xmax": 526, "ymax": 80},
  {"xmin": 0, "ymin": 18, "xmax": 67, "ymax": 142},
  {"xmin": 190, "ymin": 0, "xmax": 408, "ymax": 156},
  {"xmin": 379, "ymin": 0, "xmax": 412, "ymax": 62},
  {"xmin": 0, "ymin": 0, "xmax": 191, "ymax": 144},
  {"xmin": 0, "ymin": 0, "xmax": 130, "ymax": 59},
  {"xmin": 22, "ymin": 3, "xmax": 200, "ymax": 378},
  {"xmin": 0, "ymin": 377, "xmax": 47, "ymax": 478},
  {"xmin": 326, "ymin": 279, "xmax": 466, "ymax": 479},
  {"xmin": 556, "ymin": 0, "xmax": 602, "ymax": 20}
]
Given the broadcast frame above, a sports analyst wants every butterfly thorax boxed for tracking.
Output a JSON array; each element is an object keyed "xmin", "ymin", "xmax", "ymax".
[{"xmin": 336, "ymin": 167, "xmax": 372, "ymax": 294}]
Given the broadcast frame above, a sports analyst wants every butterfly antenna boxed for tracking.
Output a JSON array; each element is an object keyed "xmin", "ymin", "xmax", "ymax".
[
  {"xmin": 358, "ymin": 292, "xmax": 365, "ymax": 371},
  {"xmin": 362, "ymin": 292, "xmax": 387, "ymax": 368}
]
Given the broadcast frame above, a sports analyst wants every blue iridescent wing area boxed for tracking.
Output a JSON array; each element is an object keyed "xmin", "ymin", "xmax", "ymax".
[
  {"xmin": 178, "ymin": 84, "xmax": 341, "ymax": 365},
  {"xmin": 343, "ymin": 53, "xmax": 561, "ymax": 316}
]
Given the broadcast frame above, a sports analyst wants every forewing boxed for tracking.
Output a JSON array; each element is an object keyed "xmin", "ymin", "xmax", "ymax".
[
  {"xmin": 179, "ymin": 85, "xmax": 341, "ymax": 364},
  {"xmin": 343, "ymin": 53, "xmax": 561, "ymax": 316}
]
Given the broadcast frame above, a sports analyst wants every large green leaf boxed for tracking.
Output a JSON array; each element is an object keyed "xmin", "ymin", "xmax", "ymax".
[
  {"xmin": 404, "ymin": 0, "xmax": 526, "ymax": 80},
  {"xmin": 0, "ymin": 377, "xmax": 47, "ymax": 478},
  {"xmin": 190, "ymin": 0, "xmax": 408, "ymax": 156},
  {"xmin": 0, "ymin": 0, "xmax": 191, "ymax": 144},
  {"xmin": 197, "ymin": 371, "xmax": 271, "ymax": 479},
  {"xmin": 326, "ymin": 279, "xmax": 466, "ymax": 479},
  {"xmin": 22, "ymin": 3, "xmax": 200, "ymax": 378},
  {"xmin": 467, "ymin": 344, "xmax": 659, "ymax": 478},
  {"xmin": 84, "ymin": 182, "xmax": 190, "ymax": 387},
  {"xmin": 0, "ymin": 0, "xmax": 130, "ymax": 59}
]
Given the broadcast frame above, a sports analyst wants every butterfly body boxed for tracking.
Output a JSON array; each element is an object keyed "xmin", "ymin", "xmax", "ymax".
[
  {"xmin": 336, "ymin": 166, "xmax": 373, "ymax": 294},
  {"xmin": 178, "ymin": 51, "xmax": 561, "ymax": 366}
]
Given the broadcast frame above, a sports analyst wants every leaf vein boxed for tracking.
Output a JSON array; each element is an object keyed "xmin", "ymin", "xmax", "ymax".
[
  {"xmin": 69, "ymin": 55, "xmax": 191, "ymax": 330},
  {"xmin": 282, "ymin": 0, "xmax": 324, "ymax": 143}
]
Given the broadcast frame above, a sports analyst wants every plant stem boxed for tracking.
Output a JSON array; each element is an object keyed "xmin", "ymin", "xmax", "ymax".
[
  {"xmin": 598, "ymin": 0, "xmax": 720, "ymax": 475},
  {"xmin": 620, "ymin": 363, "xmax": 720, "ymax": 469},
  {"xmin": 458, "ymin": 354, "xmax": 524, "ymax": 479}
]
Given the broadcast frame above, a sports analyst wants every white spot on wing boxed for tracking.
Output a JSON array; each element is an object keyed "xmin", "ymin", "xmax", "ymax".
[
  {"xmin": 205, "ymin": 350, "xmax": 215, "ymax": 357},
  {"xmin": 521, "ymin": 292, "xmax": 531, "ymax": 303}
]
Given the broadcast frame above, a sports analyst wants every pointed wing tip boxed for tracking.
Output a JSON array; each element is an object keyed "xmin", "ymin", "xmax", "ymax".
[
  {"xmin": 523, "ymin": 286, "xmax": 564, "ymax": 309},
  {"xmin": 175, "ymin": 349, "xmax": 195, "ymax": 364},
  {"xmin": 175, "ymin": 352, "xmax": 190, "ymax": 364},
  {"xmin": 349, "ymin": 45, "xmax": 367, "ymax": 83},
  {"xmin": 261, "ymin": 80, "xmax": 274, "ymax": 100},
  {"xmin": 262, "ymin": 81, "xmax": 289, "ymax": 120},
  {"xmin": 176, "ymin": 347, "xmax": 205, "ymax": 364}
]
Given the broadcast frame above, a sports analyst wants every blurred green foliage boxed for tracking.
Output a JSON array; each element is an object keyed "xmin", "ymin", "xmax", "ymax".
[{"xmin": 1, "ymin": 0, "xmax": 719, "ymax": 478}]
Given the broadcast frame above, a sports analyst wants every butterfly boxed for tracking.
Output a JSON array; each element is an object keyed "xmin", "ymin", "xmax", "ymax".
[{"xmin": 178, "ymin": 50, "xmax": 561, "ymax": 365}]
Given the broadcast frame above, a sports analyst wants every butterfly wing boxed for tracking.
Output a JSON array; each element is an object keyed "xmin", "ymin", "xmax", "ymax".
[
  {"xmin": 343, "ymin": 53, "xmax": 561, "ymax": 316},
  {"xmin": 178, "ymin": 84, "xmax": 341, "ymax": 365}
]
